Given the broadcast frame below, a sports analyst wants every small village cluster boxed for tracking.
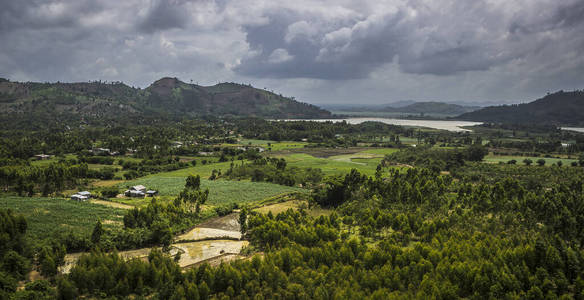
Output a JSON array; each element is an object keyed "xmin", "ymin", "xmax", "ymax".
[
  {"xmin": 71, "ymin": 185, "xmax": 157, "ymax": 201},
  {"xmin": 123, "ymin": 185, "xmax": 158, "ymax": 198}
]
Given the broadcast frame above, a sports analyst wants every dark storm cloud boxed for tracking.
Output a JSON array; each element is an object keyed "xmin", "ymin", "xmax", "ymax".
[
  {"xmin": 235, "ymin": 0, "xmax": 584, "ymax": 79},
  {"xmin": 0, "ymin": 0, "xmax": 103, "ymax": 31},
  {"xmin": 138, "ymin": 0, "xmax": 189, "ymax": 33},
  {"xmin": 0, "ymin": 0, "xmax": 582, "ymax": 104}
]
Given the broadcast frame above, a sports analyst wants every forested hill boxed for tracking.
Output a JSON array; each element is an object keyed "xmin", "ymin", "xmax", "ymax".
[
  {"xmin": 457, "ymin": 90, "xmax": 584, "ymax": 126},
  {"xmin": 0, "ymin": 77, "xmax": 331, "ymax": 121},
  {"xmin": 382, "ymin": 101, "xmax": 480, "ymax": 115}
]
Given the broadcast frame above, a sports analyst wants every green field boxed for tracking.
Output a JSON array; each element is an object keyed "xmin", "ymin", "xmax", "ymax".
[
  {"xmin": 30, "ymin": 154, "xmax": 78, "ymax": 166},
  {"xmin": 0, "ymin": 197, "xmax": 125, "ymax": 241},
  {"xmin": 119, "ymin": 177, "xmax": 305, "ymax": 205},
  {"xmin": 222, "ymin": 139, "xmax": 309, "ymax": 151},
  {"xmin": 484, "ymin": 155, "xmax": 578, "ymax": 166},
  {"xmin": 273, "ymin": 148, "xmax": 399, "ymax": 176}
]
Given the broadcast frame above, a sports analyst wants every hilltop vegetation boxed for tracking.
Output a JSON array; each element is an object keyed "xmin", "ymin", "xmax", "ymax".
[
  {"xmin": 382, "ymin": 101, "xmax": 480, "ymax": 115},
  {"xmin": 334, "ymin": 101, "xmax": 479, "ymax": 117},
  {"xmin": 0, "ymin": 77, "xmax": 330, "ymax": 127},
  {"xmin": 458, "ymin": 90, "xmax": 584, "ymax": 126}
]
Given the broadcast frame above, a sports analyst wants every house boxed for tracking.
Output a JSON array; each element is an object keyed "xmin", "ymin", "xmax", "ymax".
[
  {"xmin": 131, "ymin": 185, "xmax": 146, "ymax": 192},
  {"xmin": 71, "ymin": 191, "xmax": 91, "ymax": 201},
  {"xmin": 171, "ymin": 141, "xmax": 183, "ymax": 148},
  {"xmin": 71, "ymin": 194, "xmax": 88, "ymax": 201},
  {"xmin": 77, "ymin": 191, "xmax": 92, "ymax": 198},
  {"xmin": 126, "ymin": 190, "xmax": 145, "ymax": 198},
  {"xmin": 34, "ymin": 154, "xmax": 51, "ymax": 160},
  {"xmin": 91, "ymin": 147, "xmax": 111, "ymax": 155},
  {"xmin": 124, "ymin": 185, "xmax": 154, "ymax": 198}
]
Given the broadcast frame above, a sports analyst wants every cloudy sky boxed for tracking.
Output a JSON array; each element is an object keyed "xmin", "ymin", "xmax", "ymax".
[{"xmin": 1, "ymin": 0, "xmax": 583, "ymax": 105}]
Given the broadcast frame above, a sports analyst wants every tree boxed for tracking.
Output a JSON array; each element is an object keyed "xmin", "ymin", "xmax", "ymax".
[
  {"xmin": 464, "ymin": 144, "xmax": 488, "ymax": 162},
  {"xmin": 537, "ymin": 159, "xmax": 546, "ymax": 166},
  {"xmin": 186, "ymin": 175, "xmax": 201, "ymax": 190},
  {"xmin": 523, "ymin": 159, "xmax": 533, "ymax": 166},
  {"xmin": 239, "ymin": 208, "xmax": 248, "ymax": 237},
  {"xmin": 57, "ymin": 278, "xmax": 77, "ymax": 300},
  {"xmin": 91, "ymin": 220, "xmax": 104, "ymax": 245}
]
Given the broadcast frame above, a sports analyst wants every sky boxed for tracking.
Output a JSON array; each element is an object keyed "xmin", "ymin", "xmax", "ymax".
[{"xmin": 0, "ymin": 0, "xmax": 583, "ymax": 106}]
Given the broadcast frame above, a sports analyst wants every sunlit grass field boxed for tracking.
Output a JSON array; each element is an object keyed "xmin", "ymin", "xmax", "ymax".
[{"xmin": 0, "ymin": 196, "xmax": 125, "ymax": 241}]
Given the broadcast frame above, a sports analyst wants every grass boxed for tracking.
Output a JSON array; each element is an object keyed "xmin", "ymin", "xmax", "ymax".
[
  {"xmin": 30, "ymin": 154, "xmax": 77, "ymax": 166},
  {"xmin": 483, "ymin": 155, "xmax": 578, "ymax": 166},
  {"xmin": 222, "ymin": 139, "xmax": 309, "ymax": 151},
  {"xmin": 119, "ymin": 177, "xmax": 306, "ymax": 205},
  {"xmin": 0, "ymin": 196, "xmax": 125, "ymax": 241},
  {"xmin": 271, "ymin": 148, "xmax": 399, "ymax": 176},
  {"xmin": 152, "ymin": 161, "xmax": 235, "ymax": 178}
]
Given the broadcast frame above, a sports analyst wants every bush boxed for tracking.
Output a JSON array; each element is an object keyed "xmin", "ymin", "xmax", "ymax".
[{"xmin": 101, "ymin": 186, "xmax": 119, "ymax": 198}]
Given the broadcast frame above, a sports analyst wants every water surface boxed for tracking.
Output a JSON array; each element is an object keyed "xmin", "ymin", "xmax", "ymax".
[
  {"xmin": 279, "ymin": 118, "xmax": 482, "ymax": 132},
  {"xmin": 562, "ymin": 127, "xmax": 584, "ymax": 133}
]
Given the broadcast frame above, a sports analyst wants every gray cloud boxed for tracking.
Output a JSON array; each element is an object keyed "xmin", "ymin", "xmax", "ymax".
[
  {"xmin": 138, "ymin": 0, "xmax": 189, "ymax": 33},
  {"xmin": 0, "ymin": 0, "xmax": 582, "ymax": 104}
]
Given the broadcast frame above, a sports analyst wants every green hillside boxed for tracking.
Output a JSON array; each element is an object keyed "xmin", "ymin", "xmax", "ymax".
[
  {"xmin": 0, "ymin": 77, "xmax": 331, "ymax": 123},
  {"xmin": 383, "ymin": 101, "xmax": 480, "ymax": 115},
  {"xmin": 457, "ymin": 90, "xmax": 584, "ymax": 125}
]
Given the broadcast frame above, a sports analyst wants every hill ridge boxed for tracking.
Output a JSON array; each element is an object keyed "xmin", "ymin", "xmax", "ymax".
[
  {"xmin": 456, "ymin": 90, "xmax": 584, "ymax": 126},
  {"xmin": 0, "ymin": 77, "xmax": 331, "ymax": 120}
]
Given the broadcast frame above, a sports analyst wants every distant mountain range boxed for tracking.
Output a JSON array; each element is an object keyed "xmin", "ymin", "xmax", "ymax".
[
  {"xmin": 330, "ymin": 101, "xmax": 480, "ymax": 117},
  {"xmin": 381, "ymin": 102, "xmax": 480, "ymax": 115},
  {"xmin": 0, "ymin": 77, "xmax": 331, "ymax": 121},
  {"xmin": 456, "ymin": 90, "xmax": 584, "ymax": 126}
]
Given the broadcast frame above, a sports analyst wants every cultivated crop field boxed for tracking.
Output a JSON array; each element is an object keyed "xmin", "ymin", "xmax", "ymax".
[
  {"xmin": 0, "ymin": 196, "xmax": 125, "ymax": 241},
  {"xmin": 119, "ymin": 177, "xmax": 305, "ymax": 205}
]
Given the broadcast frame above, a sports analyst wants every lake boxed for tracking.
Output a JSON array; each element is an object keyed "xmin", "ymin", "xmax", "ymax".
[
  {"xmin": 279, "ymin": 118, "xmax": 483, "ymax": 132},
  {"xmin": 562, "ymin": 127, "xmax": 584, "ymax": 133}
]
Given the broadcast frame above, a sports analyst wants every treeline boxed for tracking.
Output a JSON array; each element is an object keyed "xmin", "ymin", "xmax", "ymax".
[
  {"xmin": 0, "ymin": 163, "xmax": 90, "ymax": 196},
  {"xmin": 234, "ymin": 118, "xmax": 412, "ymax": 144},
  {"xmin": 225, "ymin": 158, "xmax": 323, "ymax": 187},
  {"xmin": 382, "ymin": 143, "xmax": 488, "ymax": 173}
]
